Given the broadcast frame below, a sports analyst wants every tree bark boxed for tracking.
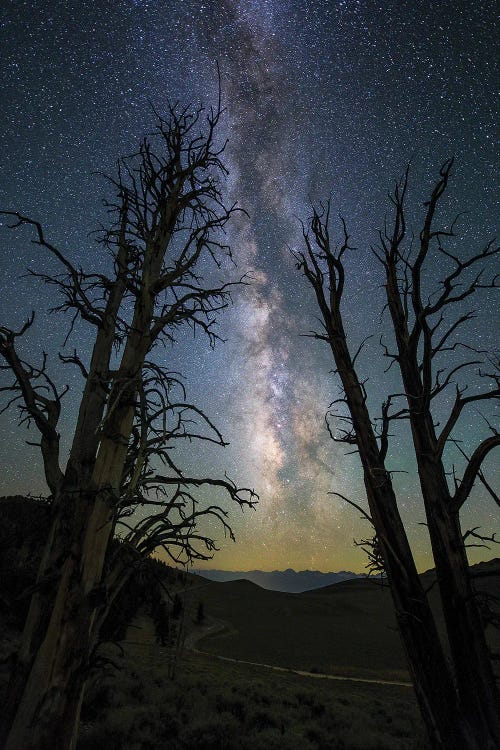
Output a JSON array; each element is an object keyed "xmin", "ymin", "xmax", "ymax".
[
  {"xmin": 409, "ymin": 421, "xmax": 500, "ymax": 747},
  {"xmin": 2, "ymin": 489, "xmax": 113, "ymax": 750},
  {"xmin": 296, "ymin": 208, "xmax": 489, "ymax": 749},
  {"xmin": 0, "ymin": 96, "xmax": 253, "ymax": 748},
  {"xmin": 327, "ymin": 329, "xmax": 470, "ymax": 749},
  {"xmin": 384, "ymin": 247, "xmax": 500, "ymax": 748}
]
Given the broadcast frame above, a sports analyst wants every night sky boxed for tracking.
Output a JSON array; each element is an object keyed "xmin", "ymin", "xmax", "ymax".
[{"xmin": 1, "ymin": 0, "xmax": 498, "ymax": 572}]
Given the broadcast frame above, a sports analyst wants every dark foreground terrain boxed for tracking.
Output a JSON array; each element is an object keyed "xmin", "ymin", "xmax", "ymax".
[
  {"xmin": 1, "ymin": 496, "xmax": 499, "ymax": 749},
  {"xmin": 184, "ymin": 558, "xmax": 500, "ymax": 682},
  {"xmin": 77, "ymin": 613, "xmax": 426, "ymax": 750},
  {"xmin": 76, "ymin": 556, "xmax": 498, "ymax": 750}
]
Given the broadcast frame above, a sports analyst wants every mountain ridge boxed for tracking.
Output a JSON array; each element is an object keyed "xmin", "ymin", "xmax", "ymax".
[{"xmin": 193, "ymin": 567, "xmax": 366, "ymax": 593}]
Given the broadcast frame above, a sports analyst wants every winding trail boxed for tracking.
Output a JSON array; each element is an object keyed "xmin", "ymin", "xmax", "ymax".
[{"xmin": 185, "ymin": 617, "xmax": 413, "ymax": 688}]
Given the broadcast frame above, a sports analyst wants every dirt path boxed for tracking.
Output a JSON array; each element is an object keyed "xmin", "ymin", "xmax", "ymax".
[
  {"xmin": 211, "ymin": 654, "xmax": 412, "ymax": 688},
  {"xmin": 184, "ymin": 617, "xmax": 228, "ymax": 651},
  {"xmin": 185, "ymin": 616, "xmax": 413, "ymax": 688}
]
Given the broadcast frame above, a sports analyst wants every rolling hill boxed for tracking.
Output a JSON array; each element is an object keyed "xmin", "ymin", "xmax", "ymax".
[{"xmin": 184, "ymin": 559, "xmax": 500, "ymax": 682}]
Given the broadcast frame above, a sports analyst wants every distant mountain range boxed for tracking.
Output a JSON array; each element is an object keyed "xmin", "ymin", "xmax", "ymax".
[{"xmin": 193, "ymin": 568, "xmax": 366, "ymax": 593}]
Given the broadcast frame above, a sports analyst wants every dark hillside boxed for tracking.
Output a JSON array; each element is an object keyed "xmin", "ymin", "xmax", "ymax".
[
  {"xmin": 1, "ymin": 495, "xmax": 498, "ymax": 684},
  {"xmin": 186, "ymin": 559, "xmax": 500, "ymax": 681},
  {"xmin": 0, "ymin": 495, "xmax": 198, "ymax": 650},
  {"xmin": 0, "ymin": 496, "xmax": 52, "ymax": 624},
  {"xmin": 185, "ymin": 577, "xmax": 408, "ymax": 680}
]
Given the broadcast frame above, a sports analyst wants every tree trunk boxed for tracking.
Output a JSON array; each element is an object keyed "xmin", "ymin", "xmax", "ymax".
[
  {"xmin": 0, "ymin": 105, "xmax": 240, "ymax": 750},
  {"xmin": 415, "ymin": 449, "xmax": 500, "ymax": 748},
  {"xmin": 298, "ymin": 175, "xmax": 499, "ymax": 749},
  {"xmin": 1, "ymin": 490, "xmax": 113, "ymax": 750},
  {"xmin": 2, "ymin": 306, "xmax": 153, "ymax": 750},
  {"xmin": 362, "ymin": 480, "xmax": 470, "ymax": 750},
  {"xmin": 384, "ymin": 246, "xmax": 500, "ymax": 747},
  {"xmin": 326, "ymin": 333, "xmax": 473, "ymax": 748}
]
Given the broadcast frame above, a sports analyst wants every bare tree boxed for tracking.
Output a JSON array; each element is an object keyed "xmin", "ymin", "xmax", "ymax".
[
  {"xmin": 294, "ymin": 163, "xmax": 499, "ymax": 749},
  {"xmin": 377, "ymin": 159, "xmax": 500, "ymax": 744},
  {"xmin": 0, "ymin": 98, "xmax": 256, "ymax": 750}
]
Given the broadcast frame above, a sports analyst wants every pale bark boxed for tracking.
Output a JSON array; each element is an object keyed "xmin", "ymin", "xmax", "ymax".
[{"xmin": 0, "ymin": 100, "xmax": 256, "ymax": 749}]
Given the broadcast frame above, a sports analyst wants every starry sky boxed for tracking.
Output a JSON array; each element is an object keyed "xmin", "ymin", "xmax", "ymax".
[{"xmin": 1, "ymin": 0, "xmax": 498, "ymax": 572}]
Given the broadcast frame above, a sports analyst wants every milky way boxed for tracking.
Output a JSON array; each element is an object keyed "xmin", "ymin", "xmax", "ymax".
[{"xmin": 1, "ymin": 0, "xmax": 498, "ymax": 571}]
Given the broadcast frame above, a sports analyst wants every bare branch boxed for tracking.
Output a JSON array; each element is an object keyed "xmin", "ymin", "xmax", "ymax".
[
  {"xmin": 453, "ymin": 434, "xmax": 500, "ymax": 512},
  {"xmin": 329, "ymin": 491, "xmax": 373, "ymax": 525},
  {"xmin": 463, "ymin": 527, "xmax": 499, "ymax": 549},
  {"xmin": 436, "ymin": 386, "xmax": 500, "ymax": 456}
]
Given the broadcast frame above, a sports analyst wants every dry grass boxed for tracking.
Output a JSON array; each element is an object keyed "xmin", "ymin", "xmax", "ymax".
[{"xmin": 78, "ymin": 635, "xmax": 426, "ymax": 750}]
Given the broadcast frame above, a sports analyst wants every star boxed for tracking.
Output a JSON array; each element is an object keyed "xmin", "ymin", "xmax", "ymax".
[{"xmin": 0, "ymin": 0, "xmax": 497, "ymax": 572}]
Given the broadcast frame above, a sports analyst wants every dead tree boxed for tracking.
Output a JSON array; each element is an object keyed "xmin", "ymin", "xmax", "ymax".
[
  {"xmin": 376, "ymin": 159, "xmax": 500, "ymax": 746},
  {"xmin": 0, "ymin": 99, "xmax": 256, "ymax": 750},
  {"xmin": 294, "ymin": 187, "xmax": 497, "ymax": 748}
]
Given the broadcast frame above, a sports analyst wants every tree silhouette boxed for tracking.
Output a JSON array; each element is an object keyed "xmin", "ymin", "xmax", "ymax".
[
  {"xmin": 172, "ymin": 592, "xmax": 184, "ymax": 620},
  {"xmin": 377, "ymin": 160, "xmax": 499, "ymax": 745},
  {"xmin": 196, "ymin": 599, "xmax": 205, "ymax": 624},
  {"xmin": 152, "ymin": 598, "xmax": 170, "ymax": 647},
  {"xmin": 0, "ymin": 96, "xmax": 256, "ymax": 750},
  {"xmin": 295, "ymin": 162, "xmax": 499, "ymax": 749}
]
